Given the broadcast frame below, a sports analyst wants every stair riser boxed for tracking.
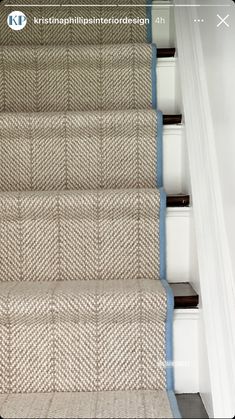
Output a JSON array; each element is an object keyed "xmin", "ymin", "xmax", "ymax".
[
  {"xmin": 157, "ymin": 58, "xmax": 181, "ymax": 115},
  {"xmin": 166, "ymin": 208, "xmax": 191, "ymax": 283},
  {"xmin": 152, "ymin": 1, "xmax": 175, "ymax": 48},
  {"xmin": 163, "ymin": 125, "xmax": 186, "ymax": 194},
  {"xmin": 152, "ymin": 2, "xmax": 180, "ymax": 115},
  {"xmin": 173, "ymin": 309, "xmax": 199, "ymax": 393}
]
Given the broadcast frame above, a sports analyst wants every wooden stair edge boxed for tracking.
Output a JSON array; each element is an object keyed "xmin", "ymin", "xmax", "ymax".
[
  {"xmin": 163, "ymin": 115, "xmax": 182, "ymax": 125},
  {"xmin": 171, "ymin": 283, "xmax": 199, "ymax": 309},
  {"xmin": 157, "ymin": 48, "xmax": 176, "ymax": 58},
  {"xmin": 167, "ymin": 195, "xmax": 190, "ymax": 207}
]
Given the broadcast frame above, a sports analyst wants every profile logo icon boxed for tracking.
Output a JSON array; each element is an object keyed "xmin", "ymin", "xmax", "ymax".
[{"xmin": 7, "ymin": 11, "xmax": 27, "ymax": 31}]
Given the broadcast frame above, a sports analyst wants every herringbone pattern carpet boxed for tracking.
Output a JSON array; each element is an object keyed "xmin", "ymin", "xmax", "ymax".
[
  {"xmin": 0, "ymin": 189, "xmax": 161, "ymax": 282},
  {"xmin": 0, "ymin": 0, "xmax": 179, "ymax": 418},
  {"xmin": 0, "ymin": 110, "xmax": 160, "ymax": 191},
  {"xmin": 0, "ymin": 44, "xmax": 153, "ymax": 113},
  {"xmin": 0, "ymin": 390, "xmax": 173, "ymax": 418},
  {"xmin": 0, "ymin": 279, "xmax": 167, "ymax": 393}
]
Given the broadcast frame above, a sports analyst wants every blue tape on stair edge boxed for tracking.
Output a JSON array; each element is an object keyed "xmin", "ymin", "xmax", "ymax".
[
  {"xmin": 151, "ymin": 6, "xmax": 179, "ymax": 415},
  {"xmin": 160, "ymin": 189, "xmax": 181, "ymax": 418},
  {"xmin": 146, "ymin": 0, "xmax": 153, "ymax": 43},
  {"xmin": 152, "ymin": 44, "xmax": 157, "ymax": 109},
  {"xmin": 168, "ymin": 391, "xmax": 182, "ymax": 419},
  {"xmin": 159, "ymin": 188, "xmax": 173, "ymax": 388},
  {"xmin": 159, "ymin": 188, "xmax": 166, "ymax": 281},
  {"xmin": 157, "ymin": 110, "xmax": 163, "ymax": 188}
]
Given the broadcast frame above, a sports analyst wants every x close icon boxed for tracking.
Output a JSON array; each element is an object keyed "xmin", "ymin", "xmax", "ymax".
[{"xmin": 217, "ymin": 14, "xmax": 230, "ymax": 28}]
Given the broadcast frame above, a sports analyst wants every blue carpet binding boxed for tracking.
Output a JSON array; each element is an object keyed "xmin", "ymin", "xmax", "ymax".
[{"xmin": 153, "ymin": 7, "xmax": 182, "ymax": 411}]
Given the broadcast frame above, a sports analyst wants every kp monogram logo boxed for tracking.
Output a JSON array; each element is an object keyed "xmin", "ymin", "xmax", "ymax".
[{"xmin": 7, "ymin": 11, "xmax": 27, "ymax": 31}]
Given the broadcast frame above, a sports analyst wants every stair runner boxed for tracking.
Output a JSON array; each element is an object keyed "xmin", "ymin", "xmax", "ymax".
[{"xmin": 0, "ymin": 0, "xmax": 181, "ymax": 418}]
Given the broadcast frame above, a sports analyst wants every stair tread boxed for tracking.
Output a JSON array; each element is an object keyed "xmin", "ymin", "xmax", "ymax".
[
  {"xmin": 171, "ymin": 283, "xmax": 199, "ymax": 308},
  {"xmin": 0, "ymin": 280, "xmax": 198, "ymax": 309},
  {"xmin": 0, "ymin": 277, "xmax": 166, "ymax": 312},
  {"xmin": 0, "ymin": 390, "xmax": 175, "ymax": 418},
  {"xmin": 0, "ymin": 191, "xmax": 190, "ymax": 207},
  {"xmin": 0, "ymin": 280, "xmax": 198, "ymax": 312}
]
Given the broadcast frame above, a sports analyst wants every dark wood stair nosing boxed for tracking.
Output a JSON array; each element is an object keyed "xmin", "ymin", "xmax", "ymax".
[
  {"xmin": 167, "ymin": 195, "xmax": 190, "ymax": 208},
  {"xmin": 171, "ymin": 283, "xmax": 199, "ymax": 309},
  {"xmin": 157, "ymin": 48, "xmax": 176, "ymax": 58},
  {"xmin": 163, "ymin": 115, "xmax": 182, "ymax": 125}
]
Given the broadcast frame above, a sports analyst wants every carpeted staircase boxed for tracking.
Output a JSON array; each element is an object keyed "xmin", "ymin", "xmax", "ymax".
[{"xmin": 0, "ymin": 1, "xmax": 181, "ymax": 417}]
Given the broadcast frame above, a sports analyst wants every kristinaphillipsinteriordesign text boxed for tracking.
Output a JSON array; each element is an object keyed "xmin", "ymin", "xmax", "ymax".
[{"xmin": 33, "ymin": 16, "xmax": 149, "ymax": 26}]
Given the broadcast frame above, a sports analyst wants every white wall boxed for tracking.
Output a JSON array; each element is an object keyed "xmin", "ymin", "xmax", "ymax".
[
  {"xmin": 198, "ymin": 1, "xmax": 235, "ymax": 291},
  {"xmin": 196, "ymin": 5, "xmax": 235, "ymax": 416},
  {"xmin": 175, "ymin": 1, "xmax": 235, "ymax": 417}
]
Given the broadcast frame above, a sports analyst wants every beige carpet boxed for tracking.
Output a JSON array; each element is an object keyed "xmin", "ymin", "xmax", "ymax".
[
  {"xmin": 0, "ymin": 110, "xmax": 159, "ymax": 191},
  {"xmin": 0, "ymin": 189, "xmax": 161, "ymax": 282},
  {"xmin": 0, "ymin": 390, "xmax": 174, "ymax": 418},
  {"xmin": 0, "ymin": 44, "xmax": 153, "ymax": 113},
  {"xmin": 0, "ymin": 279, "xmax": 167, "ymax": 393},
  {"xmin": 0, "ymin": 0, "xmax": 180, "ymax": 417}
]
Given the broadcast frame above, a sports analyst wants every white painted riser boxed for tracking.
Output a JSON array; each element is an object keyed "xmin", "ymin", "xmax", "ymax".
[
  {"xmin": 163, "ymin": 124, "xmax": 186, "ymax": 195},
  {"xmin": 157, "ymin": 58, "xmax": 181, "ymax": 115},
  {"xmin": 151, "ymin": 2, "xmax": 181, "ymax": 114},
  {"xmin": 152, "ymin": 1, "xmax": 175, "ymax": 48},
  {"xmin": 166, "ymin": 208, "xmax": 191, "ymax": 283},
  {"xmin": 173, "ymin": 309, "xmax": 199, "ymax": 393}
]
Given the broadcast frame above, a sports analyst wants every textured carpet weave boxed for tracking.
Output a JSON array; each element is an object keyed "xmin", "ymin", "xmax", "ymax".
[
  {"xmin": 0, "ymin": 110, "xmax": 160, "ymax": 191},
  {"xmin": 0, "ymin": 279, "xmax": 166, "ymax": 393},
  {"xmin": 0, "ymin": 44, "xmax": 154, "ymax": 113},
  {"xmin": 0, "ymin": 188, "xmax": 161, "ymax": 282},
  {"xmin": 0, "ymin": 390, "xmax": 173, "ymax": 418},
  {"xmin": 0, "ymin": 0, "xmax": 180, "ymax": 417}
]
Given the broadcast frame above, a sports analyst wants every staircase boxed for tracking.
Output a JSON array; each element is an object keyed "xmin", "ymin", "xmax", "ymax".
[{"xmin": 0, "ymin": 1, "xmax": 200, "ymax": 418}]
